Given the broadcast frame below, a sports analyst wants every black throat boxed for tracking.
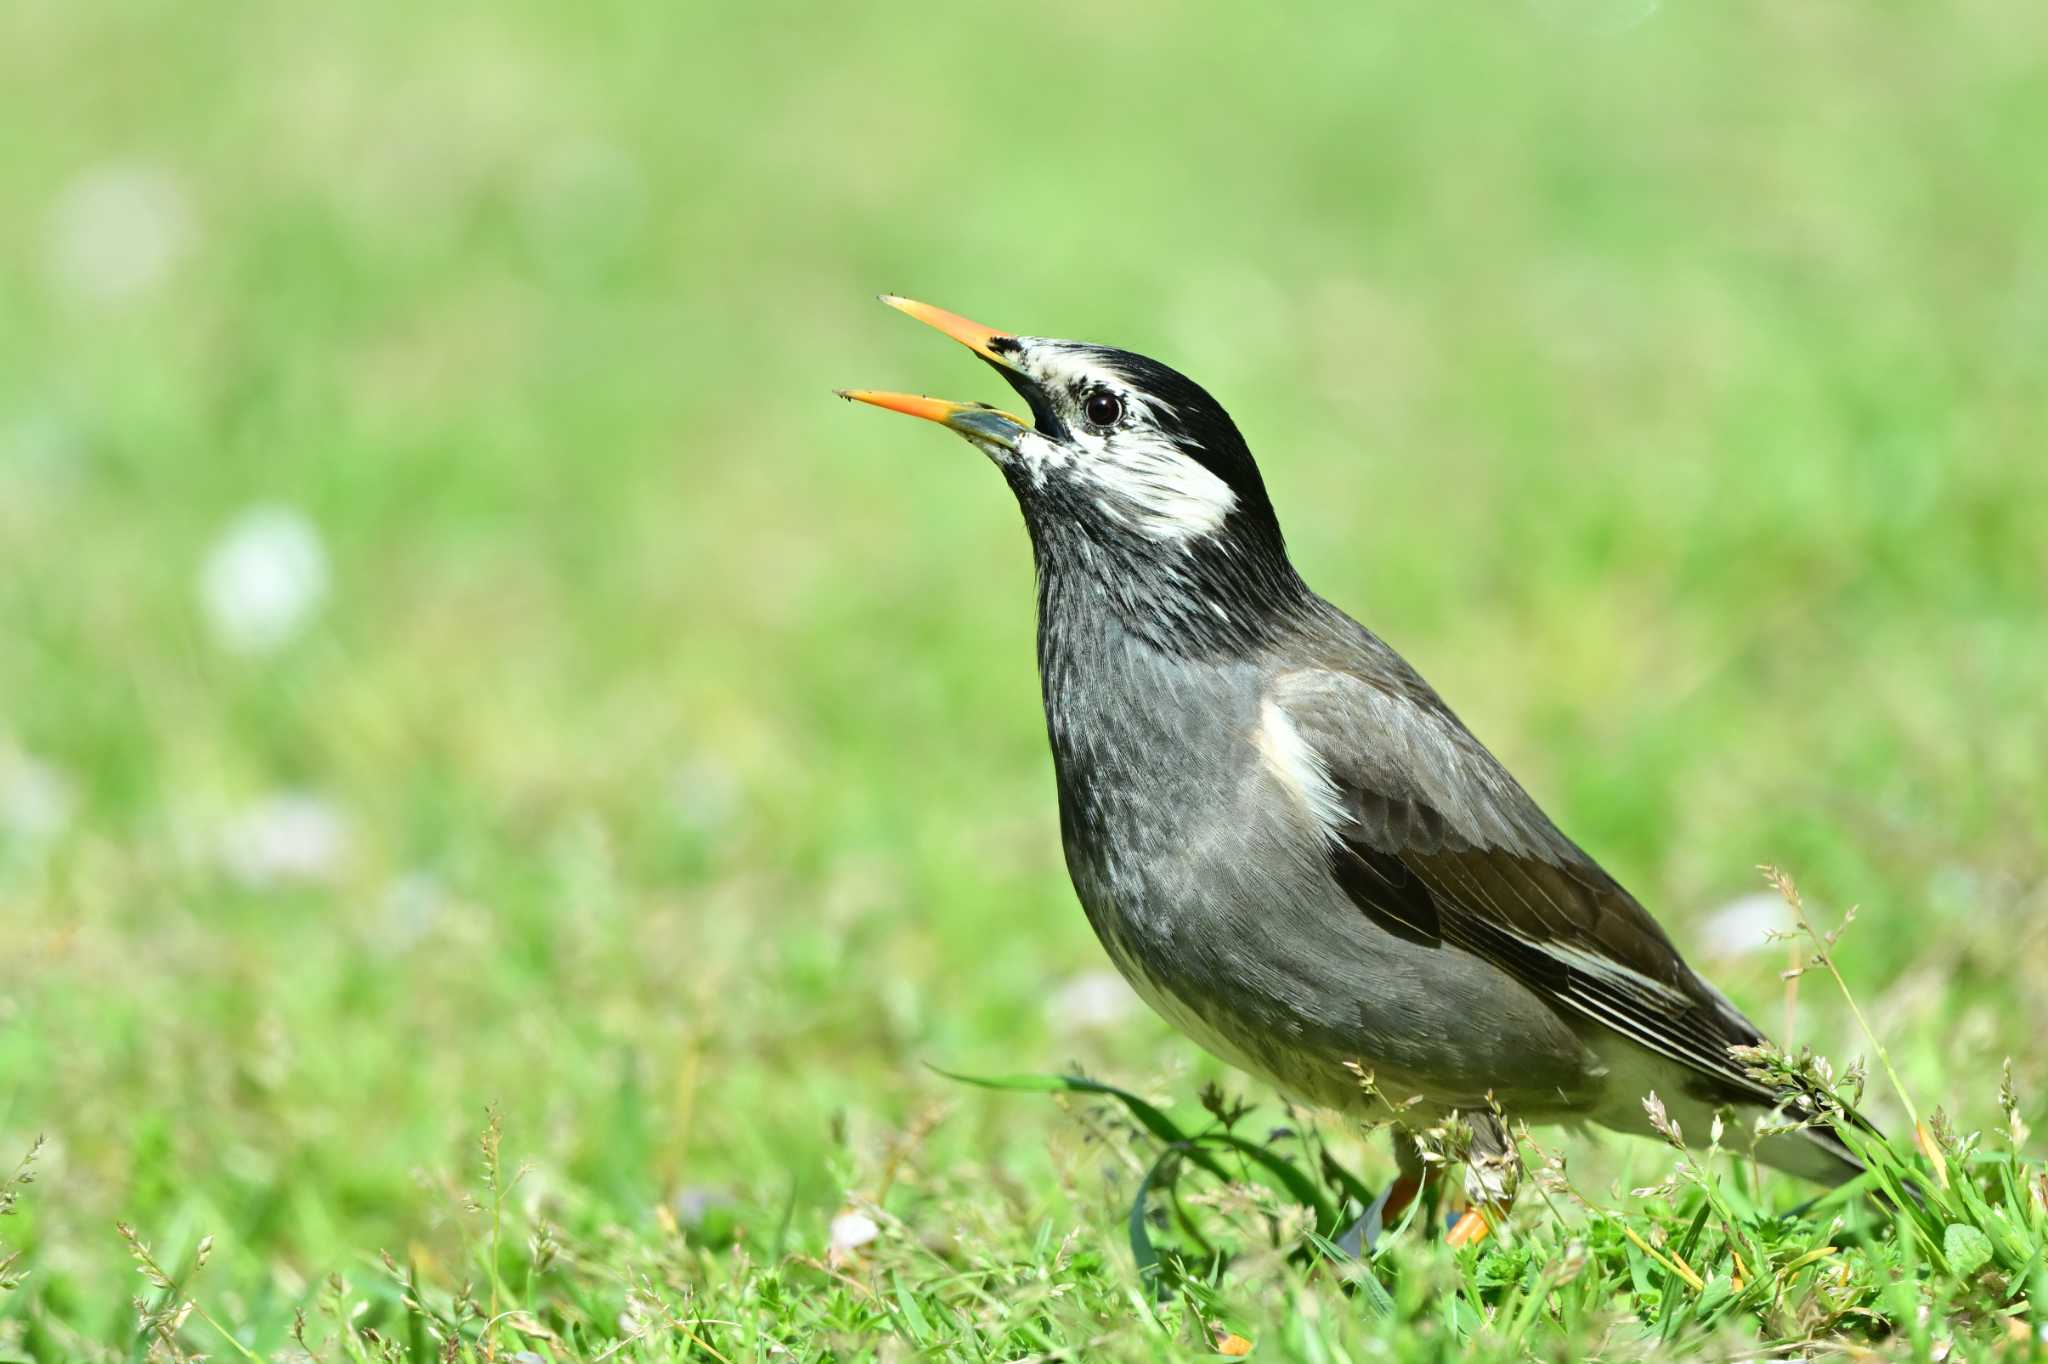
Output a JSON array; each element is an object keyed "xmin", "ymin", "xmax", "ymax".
[{"xmin": 1022, "ymin": 498, "xmax": 1316, "ymax": 666}]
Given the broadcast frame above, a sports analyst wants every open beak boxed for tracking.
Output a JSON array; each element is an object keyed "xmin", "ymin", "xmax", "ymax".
[
  {"xmin": 837, "ymin": 296, "xmax": 1033, "ymax": 450},
  {"xmin": 835, "ymin": 390, "xmax": 1028, "ymax": 451}
]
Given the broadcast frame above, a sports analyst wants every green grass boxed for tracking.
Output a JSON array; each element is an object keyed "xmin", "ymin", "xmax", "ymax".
[{"xmin": 3, "ymin": 0, "xmax": 2047, "ymax": 1357}]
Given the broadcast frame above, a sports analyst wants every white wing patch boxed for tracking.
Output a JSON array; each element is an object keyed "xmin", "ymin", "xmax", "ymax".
[
  {"xmin": 1270, "ymin": 669, "xmax": 1551, "ymax": 856},
  {"xmin": 1256, "ymin": 698, "xmax": 1350, "ymax": 840}
]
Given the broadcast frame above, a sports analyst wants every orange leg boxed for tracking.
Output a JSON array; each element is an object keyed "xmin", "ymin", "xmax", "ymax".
[
  {"xmin": 1445, "ymin": 1109, "xmax": 1519, "ymax": 1246},
  {"xmin": 1445, "ymin": 1178, "xmax": 1517, "ymax": 1247},
  {"xmin": 1446, "ymin": 1208, "xmax": 1492, "ymax": 1246}
]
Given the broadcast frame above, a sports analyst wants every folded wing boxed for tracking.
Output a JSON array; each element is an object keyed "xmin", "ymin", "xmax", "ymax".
[{"xmin": 1269, "ymin": 666, "xmax": 1778, "ymax": 1109}]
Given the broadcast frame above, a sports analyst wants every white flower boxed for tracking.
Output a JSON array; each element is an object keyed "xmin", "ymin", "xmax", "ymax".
[
  {"xmin": 1049, "ymin": 969, "xmax": 1141, "ymax": 1032},
  {"xmin": 221, "ymin": 793, "xmax": 349, "ymax": 887},
  {"xmin": 0, "ymin": 751, "xmax": 75, "ymax": 842},
  {"xmin": 46, "ymin": 160, "xmax": 195, "ymax": 304},
  {"xmin": 1698, "ymin": 893, "xmax": 1789, "ymax": 959},
  {"xmin": 198, "ymin": 506, "xmax": 330, "ymax": 655},
  {"xmin": 827, "ymin": 1209, "xmax": 879, "ymax": 1262}
]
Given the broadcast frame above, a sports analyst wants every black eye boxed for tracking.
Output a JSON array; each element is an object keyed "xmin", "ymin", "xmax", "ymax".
[{"xmin": 1083, "ymin": 390, "xmax": 1123, "ymax": 427}]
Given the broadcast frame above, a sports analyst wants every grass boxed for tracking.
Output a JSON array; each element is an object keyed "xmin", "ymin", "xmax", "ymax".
[{"xmin": 3, "ymin": 0, "xmax": 2047, "ymax": 1357}]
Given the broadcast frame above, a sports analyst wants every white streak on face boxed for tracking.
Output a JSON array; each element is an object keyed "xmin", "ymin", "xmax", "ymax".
[
  {"xmin": 1017, "ymin": 339, "xmax": 1178, "ymax": 425},
  {"xmin": 1256, "ymin": 699, "xmax": 1349, "ymax": 839},
  {"xmin": 1012, "ymin": 338, "xmax": 1233, "ymax": 540},
  {"xmin": 1078, "ymin": 428, "xmax": 1236, "ymax": 540}
]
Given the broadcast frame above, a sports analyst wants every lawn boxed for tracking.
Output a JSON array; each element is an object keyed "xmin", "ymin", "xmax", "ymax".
[{"xmin": 3, "ymin": 0, "xmax": 2046, "ymax": 1358}]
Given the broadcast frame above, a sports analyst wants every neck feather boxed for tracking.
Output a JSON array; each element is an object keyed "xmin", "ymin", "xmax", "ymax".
[{"xmin": 1028, "ymin": 512, "xmax": 1314, "ymax": 662}]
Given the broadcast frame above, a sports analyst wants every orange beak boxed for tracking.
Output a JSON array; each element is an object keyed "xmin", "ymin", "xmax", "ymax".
[
  {"xmin": 837, "ymin": 296, "xmax": 1033, "ymax": 449},
  {"xmin": 877, "ymin": 295, "xmax": 1019, "ymax": 366},
  {"xmin": 835, "ymin": 389, "xmax": 1029, "ymax": 448}
]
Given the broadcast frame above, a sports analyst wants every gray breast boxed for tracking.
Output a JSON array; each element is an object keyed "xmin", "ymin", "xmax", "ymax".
[{"xmin": 1039, "ymin": 611, "xmax": 1602, "ymax": 1118}]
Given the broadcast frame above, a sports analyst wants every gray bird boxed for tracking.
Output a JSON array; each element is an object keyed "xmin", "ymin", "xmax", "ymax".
[{"xmin": 840, "ymin": 295, "xmax": 1868, "ymax": 1244}]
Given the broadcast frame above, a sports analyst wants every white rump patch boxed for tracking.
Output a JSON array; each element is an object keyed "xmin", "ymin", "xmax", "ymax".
[{"xmin": 1256, "ymin": 699, "xmax": 1349, "ymax": 838}]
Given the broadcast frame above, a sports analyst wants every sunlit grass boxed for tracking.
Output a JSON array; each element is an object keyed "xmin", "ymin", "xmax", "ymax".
[{"xmin": 2, "ymin": 0, "xmax": 2045, "ymax": 1357}]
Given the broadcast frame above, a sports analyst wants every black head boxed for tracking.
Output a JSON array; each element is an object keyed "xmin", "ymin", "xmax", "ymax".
[
  {"xmin": 978, "ymin": 335, "xmax": 1284, "ymax": 549},
  {"xmin": 840, "ymin": 297, "xmax": 1313, "ymax": 652}
]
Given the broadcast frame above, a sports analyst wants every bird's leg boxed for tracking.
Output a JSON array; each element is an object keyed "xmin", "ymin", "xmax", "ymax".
[
  {"xmin": 1446, "ymin": 1110, "xmax": 1519, "ymax": 1247},
  {"xmin": 1445, "ymin": 1204, "xmax": 1501, "ymax": 1247},
  {"xmin": 1335, "ymin": 1129, "xmax": 1436, "ymax": 1257}
]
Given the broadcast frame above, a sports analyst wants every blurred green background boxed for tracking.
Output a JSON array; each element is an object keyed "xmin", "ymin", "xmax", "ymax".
[{"xmin": 2, "ymin": 0, "xmax": 2044, "ymax": 1350}]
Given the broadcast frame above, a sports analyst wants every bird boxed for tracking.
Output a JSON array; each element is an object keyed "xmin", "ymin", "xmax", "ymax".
[{"xmin": 838, "ymin": 295, "xmax": 1873, "ymax": 1247}]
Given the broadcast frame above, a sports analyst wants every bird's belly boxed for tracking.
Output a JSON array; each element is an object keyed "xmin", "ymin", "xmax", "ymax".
[
  {"xmin": 1090, "ymin": 908, "xmax": 1458, "ymax": 1117},
  {"xmin": 1069, "ymin": 847, "xmax": 1461, "ymax": 1116},
  {"xmin": 1107, "ymin": 945, "xmax": 1280, "ymax": 1085},
  {"xmin": 1091, "ymin": 934, "xmax": 1356, "ymax": 1110},
  {"xmin": 1064, "ymin": 828, "xmax": 1601, "ymax": 1121}
]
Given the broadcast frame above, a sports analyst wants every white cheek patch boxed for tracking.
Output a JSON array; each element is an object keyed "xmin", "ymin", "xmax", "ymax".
[{"xmin": 1078, "ymin": 429, "xmax": 1237, "ymax": 540}]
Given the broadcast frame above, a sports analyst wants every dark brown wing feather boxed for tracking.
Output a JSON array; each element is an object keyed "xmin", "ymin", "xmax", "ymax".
[
  {"xmin": 1273, "ymin": 665, "xmax": 1774, "ymax": 1107},
  {"xmin": 1336, "ymin": 805, "xmax": 1773, "ymax": 1106}
]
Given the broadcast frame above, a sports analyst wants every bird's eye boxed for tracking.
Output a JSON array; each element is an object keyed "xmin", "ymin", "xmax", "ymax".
[{"xmin": 1083, "ymin": 390, "xmax": 1124, "ymax": 428}]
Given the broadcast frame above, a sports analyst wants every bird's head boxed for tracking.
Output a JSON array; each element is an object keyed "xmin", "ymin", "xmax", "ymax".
[{"xmin": 841, "ymin": 296, "xmax": 1307, "ymax": 648}]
